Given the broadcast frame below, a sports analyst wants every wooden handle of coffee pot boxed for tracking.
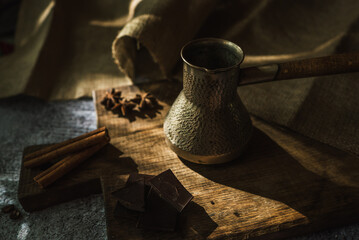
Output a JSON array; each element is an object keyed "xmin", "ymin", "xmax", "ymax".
[{"xmin": 238, "ymin": 52, "xmax": 359, "ymax": 86}]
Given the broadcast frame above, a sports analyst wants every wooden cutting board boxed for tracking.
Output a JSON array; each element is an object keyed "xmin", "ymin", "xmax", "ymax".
[
  {"xmin": 94, "ymin": 82, "xmax": 359, "ymax": 239},
  {"xmin": 18, "ymin": 81, "xmax": 359, "ymax": 239}
]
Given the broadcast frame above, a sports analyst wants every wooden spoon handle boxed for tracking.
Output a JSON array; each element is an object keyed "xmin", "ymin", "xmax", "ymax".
[{"xmin": 239, "ymin": 52, "xmax": 359, "ymax": 86}]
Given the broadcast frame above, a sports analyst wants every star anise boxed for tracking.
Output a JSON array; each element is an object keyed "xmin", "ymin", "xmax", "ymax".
[
  {"xmin": 111, "ymin": 99, "xmax": 136, "ymax": 116},
  {"xmin": 130, "ymin": 93, "xmax": 157, "ymax": 110},
  {"xmin": 101, "ymin": 89, "xmax": 122, "ymax": 109}
]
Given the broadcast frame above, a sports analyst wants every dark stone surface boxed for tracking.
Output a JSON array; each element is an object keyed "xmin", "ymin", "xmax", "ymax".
[{"xmin": 0, "ymin": 95, "xmax": 106, "ymax": 240}]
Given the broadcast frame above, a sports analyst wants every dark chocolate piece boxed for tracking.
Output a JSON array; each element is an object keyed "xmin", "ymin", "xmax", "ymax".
[
  {"xmin": 137, "ymin": 188, "xmax": 178, "ymax": 231},
  {"xmin": 149, "ymin": 169, "xmax": 193, "ymax": 212},
  {"xmin": 127, "ymin": 173, "xmax": 154, "ymax": 198},
  {"xmin": 126, "ymin": 173, "xmax": 154, "ymax": 186},
  {"xmin": 2, "ymin": 204, "xmax": 14, "ymax": 213},
  {"xmin": 113, "ymin": 201, "xmax": 139, "ymax": 222},
  {"xmin": 111, "ymin": 178, "xmax": 145, "ymax": 212}
]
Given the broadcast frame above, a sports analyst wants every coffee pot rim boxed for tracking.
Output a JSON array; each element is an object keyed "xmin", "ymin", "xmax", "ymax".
[{"xmin": 180, "ymin": 38, "xmax": 245, "ymax": 73}]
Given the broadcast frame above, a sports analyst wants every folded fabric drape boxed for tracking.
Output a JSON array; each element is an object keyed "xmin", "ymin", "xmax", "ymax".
[
  {"xmin": 1, "ymin": 0, "xmax": 359, "ymax": 156},
  {"xmin": 112, "ymin": 0, "xmax": 217, "ymax": 80}
]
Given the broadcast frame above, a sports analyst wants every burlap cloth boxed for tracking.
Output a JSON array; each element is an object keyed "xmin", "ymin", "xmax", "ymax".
[{"xmin": 1, "ymin": 0, "xmax": 359, "ymax": 156}]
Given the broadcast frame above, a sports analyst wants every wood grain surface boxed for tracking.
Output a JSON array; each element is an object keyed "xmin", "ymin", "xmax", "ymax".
[
  {"xmin": 95, "ymin": 81, "xmax": 359, "ymax": 240},
  {"xmin": 18, "ymin": 80, "xmax": 359, "ymax": 239},
  {"xmin": 276, "ymin": 52, "xmax": 359, "ymax": 80}
]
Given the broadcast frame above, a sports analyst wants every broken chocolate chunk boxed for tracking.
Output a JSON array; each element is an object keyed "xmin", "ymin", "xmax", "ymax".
[
  {"xmin": 112, "ymin": 178, "xmax": 145, "ymax": 212},
  {"xmin": 149, "ymin": 169, "xmax": 193, "ymax": 212},
  {"xmin": 137, "ymin": 188, "xmax": 178, "ymax": 231},
  {"xmin": 126, "ymin": 173, "xmax": 154, "ymax": 186},
  {"xmin": 127, "ymin": 173, "xmax": 154, "ymax": 196},
  {"xmin": 114, "ymin": 201, "xmax": 139, "ymax": 222}
]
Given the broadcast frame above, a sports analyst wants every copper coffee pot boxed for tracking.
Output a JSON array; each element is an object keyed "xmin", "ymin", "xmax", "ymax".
[{"xmin": 164, "ymin": 38, "xmax": 359, "ymax": 164}]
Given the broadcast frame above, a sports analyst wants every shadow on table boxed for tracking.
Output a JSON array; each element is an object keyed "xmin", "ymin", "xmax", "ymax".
[
  {"xmin": 178, "ymin": 201, "xmax": 218, "ymax": 239},
  {"xmin": 181, "ymin": 126, "xmax": 359, "ymax": 225}
]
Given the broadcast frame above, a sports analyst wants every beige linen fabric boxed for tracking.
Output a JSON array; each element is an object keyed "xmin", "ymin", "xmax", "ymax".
[
  {"xmin": 0, "ymin": 0, "xmax": 54, "ymax": 98},
  {"xmin": 0, "ymin": 0, "xmax": 133, "ymax": 100},
  {"xmin": 1, "ymin": 0, "xmax": 359, "ymax": 156},
  {"xmin": 112, "ymin": 0, "xmax": 217, "ymax": 80}
]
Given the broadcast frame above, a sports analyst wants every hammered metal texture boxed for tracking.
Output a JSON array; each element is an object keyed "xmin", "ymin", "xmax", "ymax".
[{"xmin": 164, "ymin": 63, "xmax": 252, "ymax": 164}]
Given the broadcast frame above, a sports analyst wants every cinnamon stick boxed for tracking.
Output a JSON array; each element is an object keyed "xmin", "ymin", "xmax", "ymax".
[
  {"xmin": 33, "ymin": 156, "xmax": 68, "ymax": 181},
  {"xmin": 34, "ymin": 141, "xmax": 108, "ymax": 188},
  {"xmin": 24, "ymin": 127, "xmax": 110, "ymax": 168}
]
